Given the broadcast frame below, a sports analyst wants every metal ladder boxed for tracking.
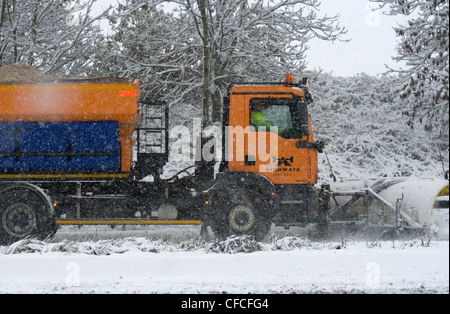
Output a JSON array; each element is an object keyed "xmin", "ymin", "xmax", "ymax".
[{"xmin": 135, "ymin": 101, "xmax": 169, "ymax": 179}]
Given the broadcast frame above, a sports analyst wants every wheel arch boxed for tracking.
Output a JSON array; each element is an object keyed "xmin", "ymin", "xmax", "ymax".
[
  {"xmin": 204, "ymin": 171, "xmax": 277, "ymax": 227},
  {"xmin": 213, "ymin": 171, "xmax": 277, "ymax": 199},
  {"xmin": 0, "ymin": 182, "xmax": 55, "ymax": 217}
]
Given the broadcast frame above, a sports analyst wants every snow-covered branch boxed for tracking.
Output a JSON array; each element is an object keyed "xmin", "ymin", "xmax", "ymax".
[
  {"xmin": 0, "ymin": 0, "xmax": 109, "ymax": 77},
  {"xmin": 369, "ymin": 0, "xmax": 449, "ymax": 137},
  {"xmin": 106, "ymin": 0, "xmax": 347, "ymax": 124}
]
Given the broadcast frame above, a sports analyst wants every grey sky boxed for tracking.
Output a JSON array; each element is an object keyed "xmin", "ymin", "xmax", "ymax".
[{"xmin": 306, "ymin": 0, "xmax": 412, "ymax": 76}]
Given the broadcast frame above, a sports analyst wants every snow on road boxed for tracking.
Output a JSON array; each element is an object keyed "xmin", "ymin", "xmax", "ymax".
[{"xmin": 0, "ymin": 226, "xmax": 448, "ymax": 294}]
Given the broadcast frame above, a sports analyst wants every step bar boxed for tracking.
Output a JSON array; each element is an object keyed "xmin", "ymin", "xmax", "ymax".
[{"xmin": 56, "ymin": 219, "xmax": 202, "ymax": 226}]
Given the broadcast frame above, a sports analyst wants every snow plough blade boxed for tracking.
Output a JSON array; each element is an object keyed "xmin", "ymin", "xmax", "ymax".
[{"xmin": 325, "ymin": 177, "xmax": 449, "ymax": 239}]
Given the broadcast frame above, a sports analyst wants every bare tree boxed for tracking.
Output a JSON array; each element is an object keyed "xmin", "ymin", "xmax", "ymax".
[
  {"xmin": 110, "ymin": 0, "xmax": 346, "ymax": 127},
  {"xmin": 0, "ymin": 1, "xmax": 5, "ymax": 29}
]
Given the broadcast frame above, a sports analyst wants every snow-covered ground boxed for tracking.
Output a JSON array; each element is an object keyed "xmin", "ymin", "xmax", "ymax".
[{"xmin": 0, "ymin": 225, "xmax": 448, "ymax": 294}]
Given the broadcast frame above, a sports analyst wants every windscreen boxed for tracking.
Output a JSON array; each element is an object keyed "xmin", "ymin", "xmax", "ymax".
[{"xmin": 249, "ymin": 97, "xmax": 309, "ymax": 139}]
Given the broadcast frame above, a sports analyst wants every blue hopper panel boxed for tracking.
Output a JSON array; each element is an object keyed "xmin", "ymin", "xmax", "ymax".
[{"xmin": 0, "ymin": 121, "xmax": 120, "ymax": 172}]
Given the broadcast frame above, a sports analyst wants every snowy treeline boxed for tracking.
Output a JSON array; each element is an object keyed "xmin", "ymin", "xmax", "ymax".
[
  {"xmin": 309, "ymin": 72, "xmax": 448, "ymax": 182},
  {"xmin": 370, "ymin": 0, "xmax": 449, "ymax": 138}
]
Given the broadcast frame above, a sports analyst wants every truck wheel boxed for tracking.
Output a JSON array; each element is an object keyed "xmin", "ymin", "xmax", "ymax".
[
  {"xmin": 211, "ymin": 189, "xmax": 272, "ymax": 242},
  {"xmin": 0, "ymin": 186, "xmax": 54, "ymax": 246}
]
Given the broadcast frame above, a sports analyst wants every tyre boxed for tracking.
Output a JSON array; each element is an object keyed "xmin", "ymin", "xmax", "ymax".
[
  {"xmin": 0, "ymin": 185, "xmax": 55, "ymax": 246},
  {"xmin": 210, "ymin": 188, "xmax": 273, "ymax": 242}
]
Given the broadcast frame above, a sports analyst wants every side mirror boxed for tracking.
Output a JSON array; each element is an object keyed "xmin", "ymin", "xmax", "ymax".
[{"xmin": 300, "ymin": 125, "xmax": 310, "ymax": 138}]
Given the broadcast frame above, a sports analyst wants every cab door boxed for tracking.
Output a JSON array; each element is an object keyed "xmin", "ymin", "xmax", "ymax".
[{"xmin": 243, "ymin": 97, "xmax": 317, "ymax": 185}]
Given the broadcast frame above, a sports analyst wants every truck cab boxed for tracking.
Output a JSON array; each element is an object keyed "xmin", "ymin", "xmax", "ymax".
[
  {"xmin": 207, "ymin": 76, "xmax": 325, "ymax": 240},
  {"xmin": 225, "ymin": 82, "xmax": 318, "ymax": 185}
]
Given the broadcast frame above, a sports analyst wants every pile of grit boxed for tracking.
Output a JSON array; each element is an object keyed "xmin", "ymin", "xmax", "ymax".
[
  {"xmin": 0, "ymin": 65, "xmax": 58, "ymax": 84},
  {"xmin": 0, "ymin": 65, "xmax": 135, "ymax": 84}
]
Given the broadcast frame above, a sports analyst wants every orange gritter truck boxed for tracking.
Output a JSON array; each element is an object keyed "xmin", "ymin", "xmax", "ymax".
[
  {"xmin": 0, "ymin": 69, "xmax": 328, "ymax": 244},
  {"xmin": 1, "ymin": 68, "xmax": 447, "ymax": 245}
]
